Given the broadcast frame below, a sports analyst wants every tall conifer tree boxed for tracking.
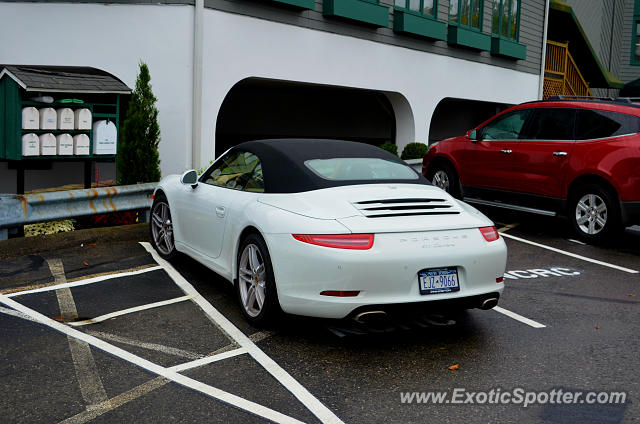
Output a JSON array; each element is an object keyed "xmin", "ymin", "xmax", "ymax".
[{"xmin": 117, "ymin": 62, "xmax": 161, "ymax": 184}]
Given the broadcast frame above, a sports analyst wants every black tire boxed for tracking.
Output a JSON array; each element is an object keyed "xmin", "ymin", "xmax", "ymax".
[
  {"xmin": 427, "ymin": 162, "xmax": 461, "ymax": 198},
  {"xmin": 236, "ymin": 233, "xmax": 281, "ymax": 326},
  {"xmin": 149, "ymin": 192, "xmax": 177, "ymax": 260},
  {"xmin": 569, "ymin": 184, "xmax": 621, "ymax": 244}
]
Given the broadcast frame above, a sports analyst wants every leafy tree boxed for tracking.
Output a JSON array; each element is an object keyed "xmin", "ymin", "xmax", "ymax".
[
  {"xmin": 401, "ymin": 142, "xmax": 428, "ymax": 160},
  {"xmin": 117, "ymin": 62, "xmax": 161, "ymax": 184},
  {"xmin": 379, "ymin": 141, "xmax": 398, "ymax": 156}
]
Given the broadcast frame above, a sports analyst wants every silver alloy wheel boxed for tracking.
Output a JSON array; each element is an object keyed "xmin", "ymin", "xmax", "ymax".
[
  {"xmin": 432, "ymin": 169, "xmax": 450, "ymax": 192},
  {"xmin": 151, "ymin": 201, "xmax": 174, "ymax": 256},
  {"xmin": 575, "ymin": 193, "xmax": 608, "ymax": 235},
  {"xmin": 238, "ymin": 244, "xmax": 266, "ymax": 318}
]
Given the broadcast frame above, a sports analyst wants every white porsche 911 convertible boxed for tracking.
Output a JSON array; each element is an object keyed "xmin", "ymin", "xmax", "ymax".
[{"xmin": 150, "ymin": 139, "xmax": 507, "ymax": 325}]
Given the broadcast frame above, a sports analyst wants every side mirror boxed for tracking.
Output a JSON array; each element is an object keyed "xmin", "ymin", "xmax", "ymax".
[
  {"xmin": 181, "ymin": 169, "xmax": 199, "ymax": 189},
  {"xmin": 469, "ymin": 129, "xmax": 480, "ymax": 142}
]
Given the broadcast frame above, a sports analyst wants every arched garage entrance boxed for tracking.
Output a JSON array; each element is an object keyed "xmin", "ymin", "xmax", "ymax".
[
  {"xmin": 215, "ymin": 78, "xmax": 397, "ymax": 157},
  {"xmin": 429, "ymin": 98, "xmax": 513, "ymax": 144}
]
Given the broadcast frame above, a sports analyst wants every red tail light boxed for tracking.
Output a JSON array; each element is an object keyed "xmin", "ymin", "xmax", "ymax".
[
  {"xmin": 292, "ymin": 234, "xmax": 374, "ymax": 250},
  {"xmin": 320, "ymin": 290, "xmax": 360, "ymax": 297},
  {"xmin": 496, "ymin": 276, "xmax": 504, "ymax": 283},
  {"xmin": 479, "ymin": 226, "xmax": 499, "ymax": 242}
]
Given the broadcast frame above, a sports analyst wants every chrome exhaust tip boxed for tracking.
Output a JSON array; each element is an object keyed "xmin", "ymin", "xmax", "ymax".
[
  {"xmin": 480, "ymin": 298, "xmax": 499, "ymax": 310},
  {"xmin": 353, "ymin": 310, "xmax": 388, "ymax": 324}
]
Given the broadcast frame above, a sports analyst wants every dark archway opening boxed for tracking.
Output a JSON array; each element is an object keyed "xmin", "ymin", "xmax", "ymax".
[
  {"xmin": 215, "ymin": 79, "xmax": 396, "ymax": 157},
  {"xmin": 429, "ymin": 98, "xmax": 513, "ymax": 143}
]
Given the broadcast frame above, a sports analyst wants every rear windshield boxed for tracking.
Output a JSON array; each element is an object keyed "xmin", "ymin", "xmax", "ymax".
[{"xmin": 305, "ymin": 158, "xmax": 418, "ymax": 181}]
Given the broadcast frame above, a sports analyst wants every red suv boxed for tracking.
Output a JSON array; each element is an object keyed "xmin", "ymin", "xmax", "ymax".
[{"xmin": 422, "ymin": 98, "xmax": 640, "ymax": 243}]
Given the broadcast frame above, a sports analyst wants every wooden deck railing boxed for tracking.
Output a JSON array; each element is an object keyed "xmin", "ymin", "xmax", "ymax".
[{"xmin": 543, "ymin": 41, "xmax": 592, "ymax": 99}]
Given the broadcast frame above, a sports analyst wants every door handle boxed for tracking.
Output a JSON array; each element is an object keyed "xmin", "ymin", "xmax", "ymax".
[
  {"xmin": 553, "ymin": 151, "xmax": 568, "ymax": 156},
  {"xmin": 500, "ymin": 149, "xmax": 512, "ymax": 154},
  {"xmin": 215, "ymin": 206, "xmax": 225, "ymax": 218}
]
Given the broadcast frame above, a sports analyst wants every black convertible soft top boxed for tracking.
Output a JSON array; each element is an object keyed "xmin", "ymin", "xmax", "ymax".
[{"xmin": 228, "ymin": 139, "xmax": 430, "ymax": 193}]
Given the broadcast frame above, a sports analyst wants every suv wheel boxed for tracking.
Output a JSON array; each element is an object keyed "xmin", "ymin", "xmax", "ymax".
[
  {"xmin": 569, "ymin": 184, "xmax": 621, "ymax": 243},
  {"xmin": 427, "ymin": 163, "xmax": 460, "ymax": 198}
]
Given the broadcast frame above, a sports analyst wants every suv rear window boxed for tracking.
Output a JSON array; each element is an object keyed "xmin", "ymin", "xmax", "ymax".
[
  {"xmin": 575, "ymin": 109, "xmax": 640, "ymax": 140},
  {"xmin": 523, "ymin": 108, "xmax": 576, "ymax": 140}
]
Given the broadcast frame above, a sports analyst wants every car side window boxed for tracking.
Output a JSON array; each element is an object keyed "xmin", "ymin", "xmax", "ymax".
[
  {"xmin": 243, "ymin": 163, "xmax": 265, "ymax": 193},
  {"xmin": 481, "ymin": 110, "xmax": 532, "ymax": 140},
  {"xmin": 201, "ymin": 151, "xmax": 264, "ymax": 192},
  {"xmin": 575, "ymin": 109, "xmax": 640, "ymax": 140},
  {"xmin": 524, "ymin": 108, "xmax": 576, "ymax": 141}
]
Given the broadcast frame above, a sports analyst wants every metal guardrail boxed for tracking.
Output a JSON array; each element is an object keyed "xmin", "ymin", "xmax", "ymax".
[{"xmin": 0, "ymin": 183, "xmax": 156, "ymax": 240}]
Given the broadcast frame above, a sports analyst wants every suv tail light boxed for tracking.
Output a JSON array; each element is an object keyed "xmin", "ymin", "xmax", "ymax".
[
  {"xmin": 292, "ymin": 234, "xmax": 374, "ymax": 250},
  {"xmin": 479, "ymin": 226, "xmax": 499, "ymax": 242}
]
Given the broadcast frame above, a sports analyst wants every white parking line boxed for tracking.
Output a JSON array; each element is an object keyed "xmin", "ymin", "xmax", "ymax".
[
  {"xmin": 68, "ymin": 295, "xmax": 192, "ymax": 327},
  {"xmin": 500, "ymin": 233, "xmax": 639, "ymax": 274},
  {"xmin": 0, "ymin": 293, "xmax": 307, "ymax": 424},
  {"xmin": 0, "ymin": 306, "xmax": 37, "ymax": 322},
  {"xmin": 493, "ymin": 306, "xmax": 546, "ymax": 328},
  {"xmin": 59, "ymin": 345, "xmax": 249, "ymax": 424},
  {"xmin": 169, "ymin": 348, "xmax": 248, "ymax": 372},
  {"xmin": 85, "ymin": 330, "xmax": 204, "ymax": 360},
  {"xmin": 141, "ymin": 242, "xmax": 345, "ymax": 424},
  {"xmin": 567, "ymin": 239, "xmax": 586, "ymax": 245},
  {"xmin": 6, "ymin": 266, "xmax": 163, "ymax": 297}
]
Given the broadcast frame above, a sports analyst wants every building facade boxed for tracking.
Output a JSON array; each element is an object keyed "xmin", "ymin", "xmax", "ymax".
[{"xmin": 0, "ymin": 0, "xmax": 548, "ymax": 192}]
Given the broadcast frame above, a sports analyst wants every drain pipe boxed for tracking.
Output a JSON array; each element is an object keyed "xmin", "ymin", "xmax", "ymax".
[
  {"xmin": 192, "ymin": 0, "xmax": 204, "ymax": 170},
  {"xmin": 538, "ymin": 0, "xmax": 551, "ymax": 100}
]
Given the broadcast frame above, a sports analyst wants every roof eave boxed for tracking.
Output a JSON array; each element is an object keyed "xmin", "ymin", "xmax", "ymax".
[{"xmin": 0, "ymin": 68, "xmax": 27, "ymax": 90}]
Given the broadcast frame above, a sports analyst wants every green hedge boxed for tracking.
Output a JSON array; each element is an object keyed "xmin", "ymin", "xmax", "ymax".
[
  {"xmin": 379, "ymin": 142, "xmax": 398, "ymax": 156},
  {"xmin": 401, "ymin": 142, "xmax": 428, "ymax": 160}
]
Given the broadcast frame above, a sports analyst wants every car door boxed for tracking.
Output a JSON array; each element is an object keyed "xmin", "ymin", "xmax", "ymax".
[
  {"xmin": 508, "ymin": 107, "xmax": 576, "ymax": 198},
  {"xmin": 460, "ymin": 108, "xmax": 534, "ymax": 191},
  {"xmin": 173, "ymin": 150, "xmax": 261, "ymax": 259}
]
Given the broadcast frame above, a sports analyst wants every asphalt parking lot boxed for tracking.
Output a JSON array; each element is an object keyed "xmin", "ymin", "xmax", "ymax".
[{"xmin": 1, "ymin": 210, "xmax": 638, "ymax": 424}]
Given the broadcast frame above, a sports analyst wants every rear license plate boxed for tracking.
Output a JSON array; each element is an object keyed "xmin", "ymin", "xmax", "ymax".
[{"xmin": 418, "ymin": 268, "xmax": 460, "ymax": 295}]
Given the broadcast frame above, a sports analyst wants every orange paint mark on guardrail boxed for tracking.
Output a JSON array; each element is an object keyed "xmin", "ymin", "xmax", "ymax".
[
  {"xmin": 36, "ymin": 195, "xmax": 45, "ymax": 202},
  {"xmin": 89, "ymin": 200, "xmax": 97, "ymax": 213},
  {"xmin": 17, "ymin": 196, "xmax": 28, "ymax": 217}
]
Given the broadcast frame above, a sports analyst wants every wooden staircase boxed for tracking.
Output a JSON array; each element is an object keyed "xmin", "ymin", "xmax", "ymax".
[{"xmin": 543, "ymin": 41, "xmax": 592, "ymax": 99}]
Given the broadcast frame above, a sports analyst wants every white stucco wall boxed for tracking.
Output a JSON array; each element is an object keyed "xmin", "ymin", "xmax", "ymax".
[
  {"xmin": 199, "ymin": 8, "xmax": 540, "ymax": 165},
  {"xmin": 1, "ymin": 2, "xmax": 539, "ymax": 178}
]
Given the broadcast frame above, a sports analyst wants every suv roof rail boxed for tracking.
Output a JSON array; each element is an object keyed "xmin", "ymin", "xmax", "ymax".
[
  {"xmin": 541, "ymin": 96, "xmax": 640, "ymax": 109},
  {"xmin": 547, "ymin": 95, "xmax": 616, "ymax": 101},
  {"xmin": 615, "ymin": 97, "xmax": 640, "ymax": 103}
]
